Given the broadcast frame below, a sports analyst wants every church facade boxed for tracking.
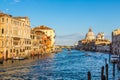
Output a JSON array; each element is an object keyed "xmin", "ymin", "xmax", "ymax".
[{"xmin": 76, "ymin": 28, "xmax": 111, "ymax": 52}]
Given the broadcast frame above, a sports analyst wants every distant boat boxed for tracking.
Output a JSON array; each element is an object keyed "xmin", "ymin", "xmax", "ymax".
[
  {"xmin": 68, "ymin": 48, "xmax": 71, "ymax": 51},
  {"xmin": 117, "ymin": 62, "xmax": 120, "ymax": 70},
  {"xmin": 84, "ymin": 53, "xmax": 91, "ymax": 56}
]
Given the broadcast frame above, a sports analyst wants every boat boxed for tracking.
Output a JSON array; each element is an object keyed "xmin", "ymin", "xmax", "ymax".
[
  {"xmin": 13, "ymin": 57, "xmax": 25, "ymax": 60},
  {"xmin": 0, "ymin": 60, "xmax": 3, "ymax": 64},
  {"xmin": 0, "ymin": 53, "xmax": 4, "ymax": 64},
  {"xmin": 84, "ymin": 53, "xmax": 91, "ymax": 56},
  {"xmin": 117, "ymin": 62, "xmax": 120, "ymax": 70},
  {"xmin": 110, "ymin": 55, "xmax": 119, "ymax": 63}
]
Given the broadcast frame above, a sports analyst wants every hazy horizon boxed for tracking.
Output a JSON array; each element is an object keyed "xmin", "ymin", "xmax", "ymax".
[{"xmin": 55, "ymin": 32, "xmax": 111, "ymax": 46}]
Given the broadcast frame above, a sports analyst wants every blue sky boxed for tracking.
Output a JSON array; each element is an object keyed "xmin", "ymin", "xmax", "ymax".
[{"xmin": 0, "ymin": 0, "xmax": 120, "ymax": 45}]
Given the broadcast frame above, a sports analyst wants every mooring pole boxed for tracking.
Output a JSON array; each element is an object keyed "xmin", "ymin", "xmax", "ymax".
[
  {"xmin": 106, "ymin": 64, "xmax": 108, "ymax": 80},
  {"xmin": 88, "ymin": 71, "xmax": 91, "ymax": 80},
  {"xmin": 109, "ymin": 54, "xmax": 110, "ymax": 63},
  {"xmin": 113, "ymin": 63, "xmax": 115, "ymax": 79},
  {"xmin": 101, "ymin": 66, "xmax": 104, "ymax": 80},
  {"xmin": 105, "ymin": 58, "xmax": 107, "ymax": 65}
]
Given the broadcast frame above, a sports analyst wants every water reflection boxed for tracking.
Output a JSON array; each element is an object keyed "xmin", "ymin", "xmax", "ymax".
[{"xmin": 0, "ymin": 49, "xmax": 120, "ymax": 80}]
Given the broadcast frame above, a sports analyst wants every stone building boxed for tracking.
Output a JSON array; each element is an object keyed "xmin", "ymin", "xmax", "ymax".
[
  {"xmin": 76, "ymin": 28, "xmax": 110, "ymax": 52},
  {"xmin": 0, "ymin": 12, "xmax": 56, "ymax": 60},
  {"xmin": 34, "ymin": 25, "xmax": 55, "ymax": 51},
  {"xmin": 112, "ymin": 29, "xmax": 120, "ymax": 54},
  {"xmin": 0, "ymin": 12, "xmax": 31, "ymax": 59},
  {"xmin": 31, "ymin": 26, "xmax": 55, "ymax": 55}
]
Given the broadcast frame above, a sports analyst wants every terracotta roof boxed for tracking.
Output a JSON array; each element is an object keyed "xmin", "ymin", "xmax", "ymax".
[
  {"xmin": 0, "ymin": 12, "xmax": 12, "ymax": 17},
  {"xmin": 0, "ymin": 12, "xmax": 29, "ymax": 24},
  {"xmin": 13, "ymin": 17, "xmax": 29, "ymax": 20},
  {"xmin": 34, "ymin": 25, "xmax": 52, "ymax": 30}
]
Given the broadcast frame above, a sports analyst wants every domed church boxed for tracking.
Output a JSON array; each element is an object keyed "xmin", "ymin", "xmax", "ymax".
[{"xmin": 85, "ymin": 28, "xmax": 95, "ymax": 41}]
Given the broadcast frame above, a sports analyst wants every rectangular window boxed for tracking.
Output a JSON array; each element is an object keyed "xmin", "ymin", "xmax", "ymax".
[
  {"xmin": 2, "ymin": 41, "xmax": 4, "ymax": 47},
  {"xmin": 6, "ymin": 18, "xmax": 8, "ymax": 23},
  {"xmin": 10, "ymin": 49, "xmax": 12, "ymax": 53},
  {"xmin": 0, "ymin": 41, "xmax": 2, "ymax": 47},
  {"xmin": 20, "ymin": 22, "xmax": 21, "ymax": 26},
  {"xmin": 30, "ymin": 35, "xmax": 32, "ymax": 38},
  {"xmin": 33, "ymin": 36, "xmax": 34, "ymax": 39},
  {"xmin": 11, "ymin": 20, "xmax": 12, "ymax": 24},
  {"xmin": 14, "ymin": 49, "xmax": 15, "ymax": 52}
]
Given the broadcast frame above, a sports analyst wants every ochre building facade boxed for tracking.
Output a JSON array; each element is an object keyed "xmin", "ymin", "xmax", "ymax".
[
  {"xmin": 0, "ymin": 12, "xmax": 31, "ymax": 59},
  {"xmin": 34, "ymin": 26, "xmax": 55, "ymax": 52},
  {"xmin": 31, "ymin": 27, "xmax": 53, "ymax": 55},
  {"xmin": 0, "ymin": 12, "xmax": 55, "ymax": 59}
]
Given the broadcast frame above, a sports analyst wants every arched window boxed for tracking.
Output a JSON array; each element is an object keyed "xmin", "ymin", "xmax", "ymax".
[{"xmin": 2, "ymin": 28, "xmax": 4, "ymax": 34}]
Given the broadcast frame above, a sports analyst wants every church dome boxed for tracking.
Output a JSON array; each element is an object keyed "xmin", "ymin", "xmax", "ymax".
[{"xmin": 85, "ymin": 28, "xmax": 95, "ymax": 40}]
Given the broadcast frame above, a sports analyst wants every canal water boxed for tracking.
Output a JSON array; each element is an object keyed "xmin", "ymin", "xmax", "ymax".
[{"xmin": 0, "ymin": 49, "xmax": 120, "ymax": 80}]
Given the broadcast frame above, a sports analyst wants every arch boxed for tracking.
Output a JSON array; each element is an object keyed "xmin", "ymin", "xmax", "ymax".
[
  {"xmin": 6, "ymin": 50, "xmax": 8, "ymax": 60},
  {"xmin": 2, "ymin": 28, "xmax": 4, "ymax": 34}
]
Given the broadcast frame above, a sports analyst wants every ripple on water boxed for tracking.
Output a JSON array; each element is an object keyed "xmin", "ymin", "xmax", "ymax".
[{"xmin": 0, "ymin": 49, "xmax": 120, "ymax": 80}]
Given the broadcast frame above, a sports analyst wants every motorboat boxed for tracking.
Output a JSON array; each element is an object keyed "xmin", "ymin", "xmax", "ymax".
[
  {"xmin": 111, "ymin": 55, "xmax": 119, "ymax": 63},
  {"xmin": 0, "ymin": 60, "xmax": 3, "ymax": 64},
  {"xmin": 84, "ymin": 53, "xmax": 91, "ymax": 56},
  {"xmin": 68, "ymin": 48, "xmax": 71, "ymax": 51},
  {"xmin": 13, "ymin": 56, "xmax": 25, "ymax": 60},
  {"xmin": 117, "ymin": 62, "xmax": 120, "ymax": 70}
]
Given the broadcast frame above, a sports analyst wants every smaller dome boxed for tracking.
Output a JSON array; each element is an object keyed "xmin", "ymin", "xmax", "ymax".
[{"xmin": 96, "ymin": 32, "xmax": 104, "ymax": 40}]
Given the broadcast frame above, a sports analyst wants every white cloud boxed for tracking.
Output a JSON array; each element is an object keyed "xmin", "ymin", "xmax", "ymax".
[{"xmin": 6, "ymin": 8, "xmax": 9, "ymax": 11}]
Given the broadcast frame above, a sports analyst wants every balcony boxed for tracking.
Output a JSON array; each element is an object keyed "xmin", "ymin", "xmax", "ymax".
[
  {"xmin": 24, "ymin": 44, "xmax": 31, "ymax": 47},
  {"xmin": 12, "ymin": 35, "xmax": 22, "ymax": 38},
  {"xmin": 14, "ymin": 45, "xmax": 20, "ymax": 48}
]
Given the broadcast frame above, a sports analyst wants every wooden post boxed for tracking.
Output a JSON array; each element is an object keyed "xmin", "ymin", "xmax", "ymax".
[
  {"xmin": 11, "ymin": 59, "xmax": 14, "ymax": 63},
  {"xmin": 113, "ymin": 63, "xmax": 115, "ymax": 78},
  {"xmin": 119, "ymin": 55, "xmax": 120, "ymax": 61},
  {"xmin": 102, "ymin": 75, "xmax": 106, "ymax": 80},
  {"xmin": 101, "ymin": 66, "xmax": 104, "ymax": 80},
  {"xmin": 105, "ymin": 58, "xmax": 107, "ymax": 65},
  {"xmin": 109, "ymin": 54, "xmax": 110, "ymax": 63},
  {"xmin": 106, "ymin": 64, "xmax": 108, "ymax": 80},
  {"xmin": 88, "ymin": 71, "xmax": 91, "ymax": 80},
  {"xmin": 32, "ymin": 52, "xmax": 34, "ymax": 59},
  {"xmin": 38, "ymin": 53, "xmax": 39, "ymax": 59}
]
